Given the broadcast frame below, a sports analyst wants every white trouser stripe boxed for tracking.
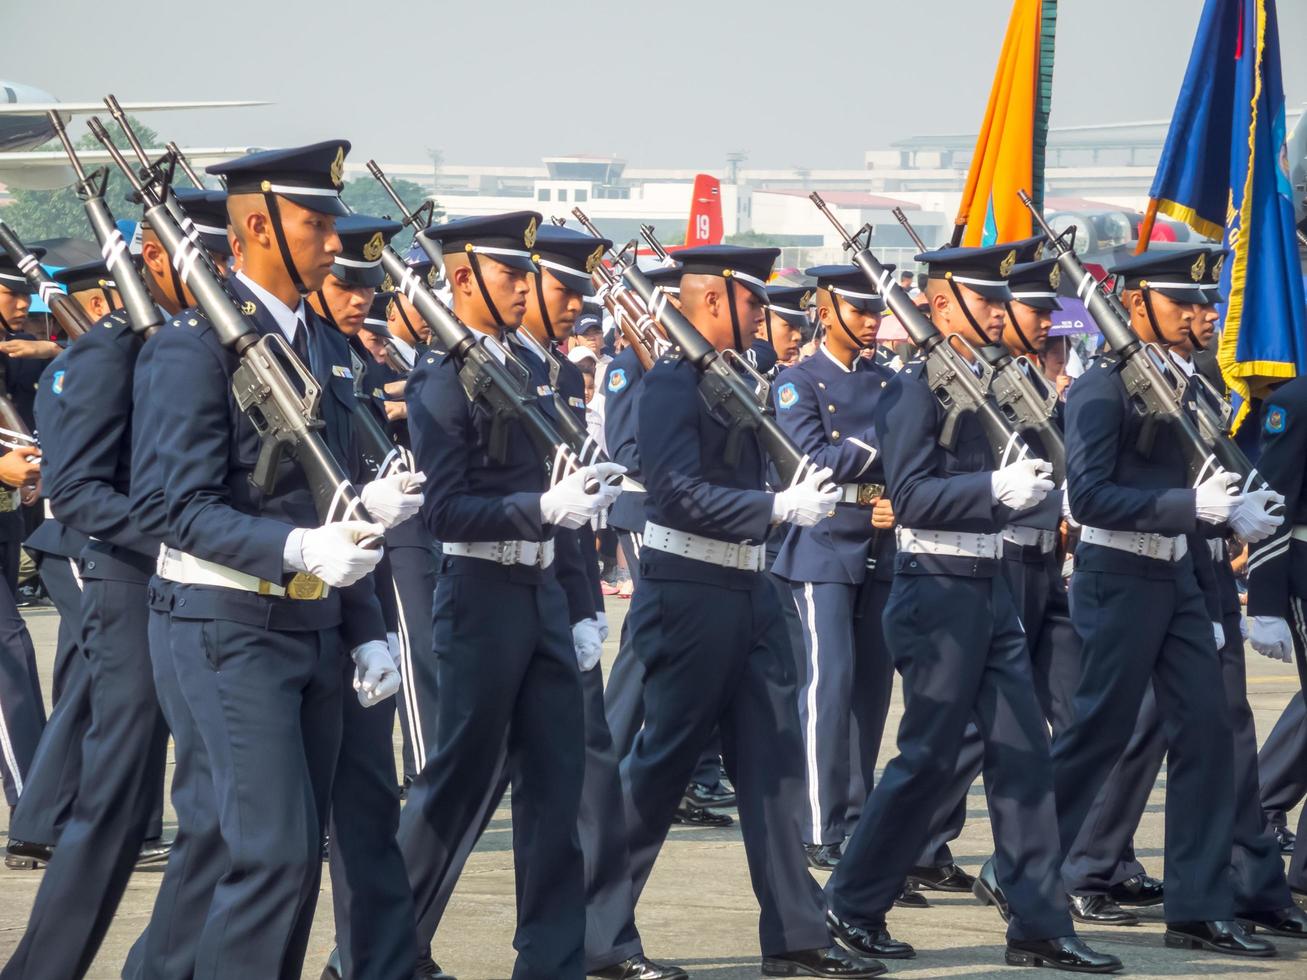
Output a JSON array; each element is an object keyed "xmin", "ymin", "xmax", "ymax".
[
  {"xmin": 391, "ymin": 574, "xmax": 425, "ymax": 771},
  {"xmin": 1291, "ymin": 596, "xmax": 1307, "ymax": 652},
  {"xmin": 801, "ymin": 583, "xmax": 824, "ymax": 843},
  {"xmin": 69, "ymin": 557, "xmax": 82, "ymax": 590}
]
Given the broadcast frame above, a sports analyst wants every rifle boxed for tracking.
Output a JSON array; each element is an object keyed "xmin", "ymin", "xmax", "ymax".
[
  {"xmin": 638, "ymin": 224, "xmax": 677, "ymax": 266},
  {"xmin": 1019, "ymin": 189, "xmax": 1268, "ymax": 494},
  {"xmin": 566, "ymin": 215, "xmax": 666, "ymax": 371},
  {"xmin": 347, "ymin": 347, "xmax": 413, "ymax": 479},
  {"xmin": 892, "ymin": 206, "xmax": 1066, "ymax": 483},
  {"xmin": 810, "ymin": 192, "xmax": 1037, "ymax": 469},
  {"xmin": 48, "ymin": 110, "xmax": 163, "ymax": 338},
  {"xmin": 88, "ymin": 117, "xmax": 372, "ymax": 526},
  {"xmin": 573, "ymin": 207, "xmax": 820, "ymax": 487},
  {"xmin": 0, "ymin": 223, "xmax": 93, "ymax": 341},
  {"xmin": 381, "ymin": 337, "xmax": 414, "ymax": 375},
  {"xmin": 365, "ymin": 161, "xmax": 605, "ymax": 482}
]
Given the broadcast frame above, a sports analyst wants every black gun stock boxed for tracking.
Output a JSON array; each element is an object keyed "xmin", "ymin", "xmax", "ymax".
[
  {"xmin": 809, "ymin": 193, "xmax": 1036, "ymax": 470},
  {"xmin": 0, "ymin": 222, "xmax": 93, "ymax": 341}
]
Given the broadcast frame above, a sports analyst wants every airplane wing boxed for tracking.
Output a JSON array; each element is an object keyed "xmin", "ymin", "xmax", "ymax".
[
  {"xmin": 0, "ymin": 148, "xmax": 256, "ymax": 190},
  {"xmin": 0, "ymin": 99, "xmax": 268, "ymax": 115}
]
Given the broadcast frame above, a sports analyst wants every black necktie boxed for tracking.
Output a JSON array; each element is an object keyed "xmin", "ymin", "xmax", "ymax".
[{"xmin": 292, "ymin": 317, "xmax": 310, "ymax": 368}]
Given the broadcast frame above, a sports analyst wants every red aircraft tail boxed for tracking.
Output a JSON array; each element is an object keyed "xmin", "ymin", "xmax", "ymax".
[{"xmin": 683, "ymin": 174, "xmax": 723, "ymax": 247}]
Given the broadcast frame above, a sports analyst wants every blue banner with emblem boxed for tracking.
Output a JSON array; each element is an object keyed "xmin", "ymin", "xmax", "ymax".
[{"xmin": 1144, "ymin": 0, "xmax": 1307, "ymax": 431}]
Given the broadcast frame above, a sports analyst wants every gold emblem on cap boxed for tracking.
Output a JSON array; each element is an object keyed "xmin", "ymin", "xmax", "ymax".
[
  {"xmin": 381, "ymin": 273, "xmax": 394, "ymax": 292},
  {"xmin": 240, "ymin": 300, "xmax": 257, "ymax": 316},
  {"xmin": 585, "ymin": 244, "xmax": 605, "ymax": 274},
  {"xmin": 1049, "ymin": 266, "xmax": 1061, "ymax": 289},
  {"xmin": 427, "ymin": 267, "xmax": 438, "ymax": 287},
  {"xmin": 1211, "ymin": 254, "xmax": 1224, "ymax": 282},
  {"xmin": 524, "ymin": 217, "xmax": 538, "ymax": 249},
  {"xmin": 801, "ymin": 289, "xmax": 814, "ymax": 307},
  {"xmin": 1190, "ymin": 252, "xmax": 1206, "ymax": 282},
  {"xmin": 363, "ymin": 232, "xmax": 384, "ymax": 261},
  {"xmin": 999, "ymin": 249, "xmax": 1017, "ymax": 277},
  {"xmin": 329, "ymin": 146, "xmax": 345, "ymax": 189}
]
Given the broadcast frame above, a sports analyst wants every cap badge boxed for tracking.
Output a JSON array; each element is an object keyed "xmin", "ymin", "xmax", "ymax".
[
  {"xmin": 524, "ymin": 217, "xmax": 538, "ymax": 249},
  {"xmin": 1190, "ymin": 252, "xmax": 1206, "ymax": 282},
  {"xmin": 330, "ymin": 146, "xmax": 345, "ymax": 189},
  {"xmin": 999, "ymin": 250, "xmax": 1017, "ymax": 277},
  {"xmin": 381, "ymin": 273, "xmax": 394, "ymax": 292},
  {"xmin": 240, "ymin": 301, "xmax": 257, "ymax": 316},
  {"xmin": 801, "ymin": 289, "xmax": 814, "ymax": 307},
  {"xmin": 363, "ymin": 232, "xmax": 384, "ymax": 262},
  {"xmin": 1049, "ymin": 266, "xmax": 1061, "ymax": 289},
  {"xmin": 427, "ymin": 267, "xmax": 439, "ymax": 287},
  {"xmin": 585, "ymin": 244, "xmax": 605, "ymax": 274},
  {"xmin": 1211, "ymin": 254, "xmax": 1224, "ymax": 282}
]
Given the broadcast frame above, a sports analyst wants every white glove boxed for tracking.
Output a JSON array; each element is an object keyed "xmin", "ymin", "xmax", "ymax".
[
  {"xmin": 1212, "ymin": 621, "xmax": 1225, "ymax": 651},
  {"xmin": 1249, "ymin": 616, "xmax": 1294, "ymax": 664},
  {"xmin": 1194, "ymin": 471, "xmax": 1241, "ymax": 525},
  {"xmin": 1240, "ymin": 615, "xmax": 1250, "ymax": 640},
  {"xmin": 296, "ymin": 521, "xmax": 384, "ymax": 587},
  {"xmin": 1059, "ymin": 481, "xmax": 1080, "ymax": 529},
  {"xmin": 596, "ymin": 610, "xmax": 609, "ymax": 643},
  {"xmin": 541, "ymin": 462, "xmax": 627, "ymax": 530},
  {"xmin": 572, "ymin": 617, "xmax": 603, "ymax": 672},
  {"xmin": 990, "ymin": 458, "xmax": 1055, "ymax": 511},
  {"xmin": 1227, "ymin": 487, "xmax": 1285, "ymax": 544},
  {"xmin": 772, "ymin": 466, "xmax": 840, "ymax": 528},
  {"xmin": 351, "ymin": 639, "xmax": 401, "ymax": 707},
  {"xmin": 360, "ymin": 471, "xmax": 427, "ymax": 529}
]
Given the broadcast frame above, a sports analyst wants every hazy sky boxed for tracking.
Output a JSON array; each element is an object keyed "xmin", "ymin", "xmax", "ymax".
[{"xmin": 5, "ymin": 0, "xmax": 1305, "ymax": 171}]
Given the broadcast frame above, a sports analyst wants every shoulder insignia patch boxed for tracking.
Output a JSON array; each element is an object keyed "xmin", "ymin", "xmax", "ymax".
[
  {"xmin": 331, "ymin": 364, "xmax": 353, "ymax": 379},
  {"xmin": 607, "ymin": 367, "xmax": 628, "ymax": 393},
  {"xmin": 777, "ymin": 381, "xmax": 799, "ymax": 410},
  {"xmin": 51, "ymin": 370, "xmax": 65, "ymax": 395},
  {"xmin": 568, "ymin": 396, "xmax": 585, "ymax": 408},
  {"xmin": 1265, "ymin": 403, "xmax": 1288, "ymax": 434}
]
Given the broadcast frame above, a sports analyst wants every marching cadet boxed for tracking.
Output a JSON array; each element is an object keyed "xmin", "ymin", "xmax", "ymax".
[
  {"xmin": 130, "ymin": 142, "xmax": 416, "ymax": 979},
  {"xmin": 398, "ymin": 212, "xmax": 620, "ymax": 980},
  {"xmin": 309, "ymin": 215, "xmax": 426, "ymax": 980},
  {"xmin": 770, "ymin": 266, "xmax": 896, "ymax": 871},
  {"xmin": 1257, "ymin": 693, "xmax": 1305, "ymax": 854},
  {"xmin": 1053, "ymin": 246, "xmax": 1277, "ymax": 957},
  {"xmin": 0, "ymin": 247, "xmax": 50, "ymax": 824},
  {"xmin": 758, "ymin": 283, "xmax": 807, "ymax": 371},
  {"xmin": 621, "ymin": 244, "xmax": 879, "ymax": 978},
  {"xmin": 828, "ymin": 244, "xmax": 1121, "ymax": 973}
]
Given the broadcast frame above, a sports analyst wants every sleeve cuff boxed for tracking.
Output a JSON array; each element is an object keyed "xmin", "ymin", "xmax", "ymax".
[{"xmin": 283, "ymin": 527, "xmax": 308, "ymax": 574}]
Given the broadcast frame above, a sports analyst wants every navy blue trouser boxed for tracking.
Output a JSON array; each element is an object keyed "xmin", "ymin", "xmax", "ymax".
[
  {"xmin": 0, "ymin": 568, "xmax": 42, "ymax": 807},
  {"xmin": 124, "ymin": 592, "xmax": 224, "ymax": 980},
  {"xmin": 168, "ymin": 614, "xmax": 343, "ymax": 980},
  {"xmin": 389, "ymin": 542, "xmax": 437, "ymax": 789},
  {"xmin": 328, "ymin": 659, "xmax": 418, "ymax": 980},
  {"xmin": 1258, "ymin": 690, "xmax": 1307, "ymax": 891},
  {"xmin": 1053, "ymin": 554, "xmax": 1235, "ymax": 922},
  {"xmin": 622, "ymin": 572, "xmax": 830, "ymax": 956},
  {"xmin": 2, "ymin": 576, "xmax": 169, "ymax": 980},
  {"xmin": 831, "ymin": 572, "xmax": 1071, "ymax": 942},
  {"xmin": 790, "ymin": 578, "xmax": 893, "ymax": 846},
  {"xmin": 398, "ymin": 567, "xmax": 586, "ymax": 980}
]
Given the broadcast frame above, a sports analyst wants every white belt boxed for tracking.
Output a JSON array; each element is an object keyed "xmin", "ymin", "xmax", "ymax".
[
  {"xmin": 1002, "ymin": 526, "xmax": 1058, "ymax": 553},
  {"xmin": 156, "ymin": 545, "xmax": 330, "ymax": 599},
  {"xmin": 43, "ymin": 499, "xmax": 53, "ymax": 519},
  {"xmin": 442, "ymin": 539, "xmax": 555, "ymax": 568},
  {"xmin": 1080, "ymin": 526, "xmax": 1188, "ymax": 562},
  {"xmin": 642, "ymin": 521, "xmax": 765, "ymax": 572},
  {"xmin": 840, "ymin": 482, "xmax": 886, "ymax": 506},
  {"xmin": 621, "ymin": 476, "xmax": 646, "ymax": 493},
  {"xmin": 895, "ymin": 527, "xmax": 1002, "ymax": 559},
  {"xmin": 1292, "ymin": 526, "xmax": 1307, "ymax": 543}
]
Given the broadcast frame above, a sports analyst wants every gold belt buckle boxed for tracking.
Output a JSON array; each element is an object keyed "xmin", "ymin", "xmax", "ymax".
[
  {"xmin": 286, "ymin": 573, "xmax": 327, "ymax": 600},
  {"xmin": 855, "ymin": 483, "xmax": 885, "ymax": 507},
  {"xmin": 0, "ymin": 492, "xmax": 15, "ymax": 514}
]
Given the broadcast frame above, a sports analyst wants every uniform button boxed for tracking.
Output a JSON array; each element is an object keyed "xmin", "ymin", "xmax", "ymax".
[
  {"xmin": 910, "ymin": 561, "xmax": 918, "ymax": 568},
  {"xmin": 86, "ymin": 561, "xmax": 95, "ymax": 570},
  {"xmin": 178, "ymin": 598, "xmax": 186, "ymax": 607},
  {"xmin": 818, "ymin": 382, "xmax": 826, "ymax": 389},
  {"xmin": 832, "ymin": 430, "xmax": 841, "ymax": 439},
  {"xmin": 827, "ymin": 404, "xmax": 836, "ymax": 413}
]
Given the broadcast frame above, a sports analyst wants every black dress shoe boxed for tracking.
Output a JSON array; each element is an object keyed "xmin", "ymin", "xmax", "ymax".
[
  {"xmin": 685, "ymin": 780, "xmax": 736, "ymax": 808},
  {"xmin": 826, "ymin": 910, "xmax": 915, "ymax": 959},
  {"xmin": 805, "ymin": 841, "xmax": 843, "ymax": 871},
  {"xmin": 1237, "ymin": 904, "xmax": 1307, "ymax": 938},
  {"xmin": 589, "ymin": 954, "xmax": 688, "ymax": 980},
  {"xmin": 908, "ymin": 861, "xmax": 975, "ymax": 892},
  {"xmin": 1005, "ymin": 936, "xmax": 1123, "ymax": 973},
  {"xmin": 414, "ymin": 953, "xmax": 457, "ymax": 979},
  {"xmin": 972, "ymin": 858, "xmax": 1010, "ymax": 923},
  {"xmin": 671, "ymin": 798, "xmax": 733, "ymax": 827},
  {"xmin": 1164, "ymin": 919, "xmax": 1277, "ymax": 956},
  {"xmin": 762, "ymin": 945, "xmax": 885, "ymax": 977},
  {"xmin": 1272, "ymin": 823, "xmax": 1296, "ymax": 854},
  {"xmin": 1106, "ymin": 873, "xmax": 1163, "ymax": 907},
  {"xmin": 1069, "ymin": 894, "xmax": 1139, "ymax": 927},
  {"xmin": 893, "ymin": 881, "xmax": 930, "ymax": 909},
  {"xmin": 5, "ymin": 839, "xmax": 54, "ymax": 870},
  {"xmin": 320, "ymin": 947, "xmax": 342, "ymax": 980},
  {"xmin": 135, "ymin": 837, "xmax": 173, "ymax": 869}
]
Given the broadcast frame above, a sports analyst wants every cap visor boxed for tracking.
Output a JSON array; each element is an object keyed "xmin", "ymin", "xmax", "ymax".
[
  {"xmin": 1153, "ymin": 285, "xmax": 1210, "ymax": 304},
  {"xmin": 284, "ymin": 192, "xmax": 350, "ymax": 217},
  {"xmin": 198, "ymin": 232, "xmax": 233, "ymax": 257},
  {"xmin": 1013, "ymin": 295, "xmax": 1062, "ymax": 312},
  {"xmin": 968, "ymin": 281, "xmax": 1014, "ymax": 302},
  {"xmin": 332, "ymin": 264, "xmax": 386, "ymax": 288},
  {"xmin": 486, "ymin": 253, "xmax": 539, "ymax": 274},
  {"xmin": 550, "ymin": 266, "xmax": 596, "ymax": 297}
]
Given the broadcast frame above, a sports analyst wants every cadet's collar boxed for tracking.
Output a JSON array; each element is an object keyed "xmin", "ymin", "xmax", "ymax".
[
  {"xmin": 388, "ymin": 333, "xmax": 417, "ymax": 364},
  {"xmin": 475, "ymin": 330, "xmax": 508, "ymax": 365},
  {"xmin": 235, "ymin": 271, "xmax": 307, "ymax": 345},
  {"xmin": 1167, "ymin": 348, "xmax": 1197, "ymax": 377},
  {"xmin": 819, "ymin": 341, "xmax": 859, "ymax": 374}
]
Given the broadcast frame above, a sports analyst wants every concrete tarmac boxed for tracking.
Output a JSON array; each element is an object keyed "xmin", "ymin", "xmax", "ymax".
[{"xmin": 1, "ymin": 600, "xmax": 1303, "ymax": 978}]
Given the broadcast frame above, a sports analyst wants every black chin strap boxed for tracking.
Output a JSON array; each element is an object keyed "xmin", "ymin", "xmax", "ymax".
[
  {"xmin": 468, "ymin": 252, "xmax": 505, "ymax": 329},
  {"xmin": 393, "ymin": 298, "xmax": 420, "ymax": 347},
  {"xmin": 533, "ymin": 274, "xmax": 557, "ymax": 342},
  {"xmin": 763, "ymin": 308, "xmax": 774, "ymax": 347},
  {"xmin": 1141, "ymin": 288, "xmax": 1203, "ymax": 352},
  {"xmin": 1003, "ymin": 302, "xmax": 1039, "ymax": 355},
  {"xmin": 262, "ymin": 192, "xmax": 309, "ymax": 296},
  {"xmin": 946, "ymin": 279, "xmax": 993, "ymax": 347},
  {"xmin": 314, "ymin": 290, "xmax": 339, "ymax": 329},
  {"xmin": 831, "ymin": 295, "xmax": 871, "ymax": 350},
  {"xmin": 724, "ymin": 278, "xmax": 744, "ymax": 351}
]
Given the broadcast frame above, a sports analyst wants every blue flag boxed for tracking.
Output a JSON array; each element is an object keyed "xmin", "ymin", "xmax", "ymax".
[{"xmin": 1145, "ymin": 0, "xmax": 1307, "ymax": 431}]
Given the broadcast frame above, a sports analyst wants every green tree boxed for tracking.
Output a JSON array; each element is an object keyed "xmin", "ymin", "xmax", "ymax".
[
  {"xmin": 659, "ymin": 227, "xmax": 686, "ymax": 247},
  {"xmin": 2, "ymin": 117, "xmax": 164, "ymax": 242},
  {"xmin": 725, "ymin": 230, "xmax": 791, "ymax": 247},
  {"xmin": 341, "ymin": 175, "xmax": 441, "ymax": 253}
]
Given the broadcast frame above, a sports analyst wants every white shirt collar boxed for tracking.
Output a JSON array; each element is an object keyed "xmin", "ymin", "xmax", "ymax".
[
  {"xmin": 1167, "ymin": 349, "xmax": 1197, "ymax": 377},
  {"xmin": 819, "ymin": 343, "xmax": 855, "ymax": 374},
  {"xmin": 236, "ymin": 271, "xmax": 306, "ymax": 345},
  {"xmin": 388, "ymin": 333, "xmax": 417, "ymax": 364}
]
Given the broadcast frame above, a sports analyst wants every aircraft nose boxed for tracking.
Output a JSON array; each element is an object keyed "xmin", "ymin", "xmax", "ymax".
[{"xmin": 0, "ymin": 80, "xmax": 57, "ymax": 104}]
